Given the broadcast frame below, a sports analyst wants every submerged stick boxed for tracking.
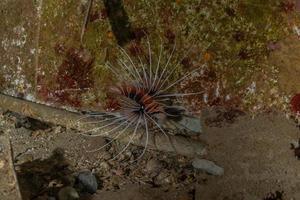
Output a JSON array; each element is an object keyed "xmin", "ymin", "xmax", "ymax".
[
  {"xmin": 80, "ymin": 0, "xmax": 93, "ymax": 44},
  {"xmin": 0, "ymin": 93, "xmax": 206, "ymax": 157}
]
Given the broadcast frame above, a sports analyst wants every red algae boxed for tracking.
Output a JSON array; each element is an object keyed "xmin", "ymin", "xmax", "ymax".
[
  {"xmin": 164, "ymin": 29, "xmax": 175, "ymax": 44},
  {"xmin": 128, "ymin": 42, "xmax": 144, "ymax": 57},
  {"xmin": 104, "ymin": 97, "xmax": 121, "ymax": 112},
  {"xmin": 57, "ymin": 48, "xmax": 94, "ymax": 89},
  {"xmin": 52, "ymin": 47, "xmax": 95, "ymax": 107},
  {"xmin": 279, "ymin": 1, "xmax": 295, "ymax": 13},
  {"xmin": 290, "ymin": 93, "xmax": 300, "ymax": 114},
  {"xmin": 180, "ymin": 57, "xmax": 192, "ymax": 69},
  {"xmin": 132, "ymin": 27, "xmax": 147, "ymax": 42},
  {"xmin": 37, "ymin": 44, "xmax": 96, "ymax": 107},
  {"xmin": 89, "ymin": 8, "xmax": 108, "ymax": 22}
]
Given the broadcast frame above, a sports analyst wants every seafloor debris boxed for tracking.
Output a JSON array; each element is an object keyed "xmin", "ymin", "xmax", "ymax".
[
  {"xmin": 0, "ymin": 93, "xmax": 207, "ymax": 157},
  {"xmin": 205, "ymin": 108, "xmax": 245, "ymax": 127},
  {"xmin": 263, "ymin": 190, "xmax": 284, "ymax": 200},
  {"xmin": 290, "ymin": 138, "xmax": 300, "ymax": 159},
  {"xmin": 4, "ymin": 111, "xmax": 51, "ymax": 131},
  {"xmin": 58, "ymin": 186, "xmax": 79, "ymax": 200}
]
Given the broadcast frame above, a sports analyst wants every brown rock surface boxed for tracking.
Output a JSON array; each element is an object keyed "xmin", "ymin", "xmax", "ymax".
[
  {"xmin": 269, "ymin": 36, "xmax": 300, "ymax": 94},
  {"xmin": 0, "ymin": 135, "xmax": 22, "ymax": 200}
]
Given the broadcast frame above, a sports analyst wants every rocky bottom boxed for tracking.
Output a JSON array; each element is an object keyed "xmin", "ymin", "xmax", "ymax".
[{"xmin": 1, "ymin": 108, "xmax": 300, "ymax": 200}]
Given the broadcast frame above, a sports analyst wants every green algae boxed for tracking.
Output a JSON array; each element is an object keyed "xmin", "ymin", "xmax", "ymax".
[
  {"xmin": 47, "ymin": 0, "xmax": 290, "ymax": 110},
  {"xmin": 0, "ymin": 0, "xmax": 294, "ymax": 111},
  {"xmin": 120, "ymin": 0, "xmax": 289, "ymax": 111}
]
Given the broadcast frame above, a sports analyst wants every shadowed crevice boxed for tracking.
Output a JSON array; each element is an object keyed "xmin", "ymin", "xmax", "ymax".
[{"xmin": 103, "ymin": 0, "xmax": 134, "ymax": 46}]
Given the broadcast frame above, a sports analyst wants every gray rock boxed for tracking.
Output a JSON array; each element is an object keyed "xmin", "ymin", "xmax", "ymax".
[
  {"xmin": 177, "ymin": 115, "xmax": 202, "ymax": 133},
  {"xmin": 76, "ymin": 170, "xmax": 98, "ymax": 194},
  {"xmin": 192, "ymin": 158, "xmax": 224, "ymax": 176},
  {"xmin": 162, "ymin": 115, "xmax": 202, "ymax": 135},
  {"xmin": 58, "ymin": 186, "xmax": 79, "ymax": 200}
]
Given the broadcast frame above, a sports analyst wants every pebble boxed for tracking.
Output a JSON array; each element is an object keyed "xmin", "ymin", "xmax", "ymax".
[
  {"xmin": 146, "ymin": 158, "xmax": 163, "ymax": 174},
  {"xmin": 76, "ymin": 170, "xmax": 98, "ymax": 194},
  {"xmin": 124, "ymin": 150, "xmax": 132, "ymax": 158},
  {"xmin": 192, "ymin": 158, "xmax": 224, "ymax": 176},
  {"xmin": 54, "ymin": 126, "xmax": 64, "ymax": 134},
  {"xmin": 58, "ymin": 186, "xmax": 79, "ymax": 200},
  {"xmin": 100, "ymin": 161, "xmax": 110, "ymax": 171},
  {"xmin": 15, "ymin": 153, "xmax": 34, "ymax": 165},
  {"xmin": 154, "ymin": 170, "xmax": 175, "ymax": 185},
  {"xmin": 100, "ymin": 151, "xmax": 112, "ymax": 160}
]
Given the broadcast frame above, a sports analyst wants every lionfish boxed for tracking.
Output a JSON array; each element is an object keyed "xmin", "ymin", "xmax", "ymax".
[{"xmin": 78, "ymin": 37, "xmax": 203, "ymax": 161}]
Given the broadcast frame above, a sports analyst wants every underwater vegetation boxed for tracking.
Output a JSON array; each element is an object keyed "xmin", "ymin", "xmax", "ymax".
[
  {"xmin": 36, "ymin": 45, "xmax": 95, "ymax": 107},
  {"xmin": 48, "ymin": 1, "xmax": 291, "ymax": 112},
  {"xmin": 0, "ymin": 0, "xmax": 299, "ymax": 116},
  {"xmin": 290, "ymin": 93, "xmax": 300, "ymax": 114}
]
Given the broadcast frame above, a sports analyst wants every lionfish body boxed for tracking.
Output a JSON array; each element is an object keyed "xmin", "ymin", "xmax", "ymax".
[
  {"xmin": 117, "ymin": 85, "xmax": 163, "ymax": 114},
  {"xmin": 110, "ymin": 82, "xmax": 167, "ymax": 126}
]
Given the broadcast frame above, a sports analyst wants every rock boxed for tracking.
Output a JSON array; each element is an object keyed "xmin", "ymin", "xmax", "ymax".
[
  {"xmin": 53, "ymin": 126, "xmax": 65, "ymax": 134},
  {"xmin": 162, "ymin": 106, "xmax": 202, "ymax": 134},
  {"xmin": 146, "ymin": 159, "xmax": 164, "ymax": 174},
  {"xmin": 15, "ymin": 153, "xmax": 34, "ymax": 165},
  {"xmin": 58, "ymin": 186, "xmax": 79, "ymax": 200},
  {"xmin": 8, "ymin": 111, "xmax": 51, "ymax": 131},
  {"xmin": 99, "ymin": 161, "xmax": 110, "ymax": 171},
  {"xmin": 176, "ymin": 115, "xmax": 202, "ymax": 134},
  {"xmin": 154, "ymin": 170, "xmax": 175, "ymax": 185},
  {"xmin": 76, "ymin": 170, "xmax": 98, "ymax": 194},
  {"xmin": 192, "ymin": 158, "xmax": 224, "ymax": 176},
  {"xmin": 100, "ymin": 151, "xmax": 112, "ymax": 160},
  {"xmin": 124, "ymin": 150, "xmax": 132, "ymax": 158}
]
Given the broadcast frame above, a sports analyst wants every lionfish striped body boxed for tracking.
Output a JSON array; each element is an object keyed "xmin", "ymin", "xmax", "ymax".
[
  {"xmin": 110, "ymin": 82, "xmax": 167, "ymax": 127},
  {"xmin": 117, "ymin": 85, "xmax": 163, "ymax": 115}
]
